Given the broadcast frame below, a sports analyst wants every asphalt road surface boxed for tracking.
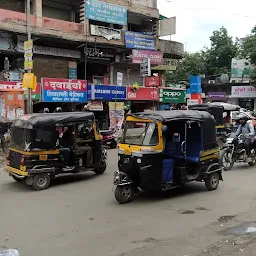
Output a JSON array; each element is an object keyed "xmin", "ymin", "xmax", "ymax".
[{"xmin": 1, "ymin": 150, "xmax": 256, "ymax": 256}]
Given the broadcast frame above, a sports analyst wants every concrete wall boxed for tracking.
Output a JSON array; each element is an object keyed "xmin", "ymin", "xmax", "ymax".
[
  {"xmin": 33, "ymin": 55, "xmax": 69, "ymax": 80},
  {"xmin": 113, "ymin": 63, "xmax": 143, "ymax": 86}
]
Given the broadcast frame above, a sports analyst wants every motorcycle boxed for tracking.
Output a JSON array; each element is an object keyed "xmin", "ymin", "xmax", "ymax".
[
  {"xmin": 220, "ymin": 134, "xmax": 256, "ymax": 171},
  {"xmin": 100, "ymin": 129, "xmax": 117, "ymax": 149}
]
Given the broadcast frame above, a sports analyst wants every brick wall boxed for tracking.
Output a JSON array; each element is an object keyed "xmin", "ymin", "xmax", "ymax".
[
  {"xmin": 33, "ymin": 55, "xmax": 69, "ymax": 80},
  {"xmin": 0, "ymin": 0, "xmax": 24, "ymax": 12}
]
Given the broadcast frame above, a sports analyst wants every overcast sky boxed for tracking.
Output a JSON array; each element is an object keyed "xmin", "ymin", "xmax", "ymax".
[{"xmin": 158, "ymin": 0, "xmax": 256, "ymax": 52}]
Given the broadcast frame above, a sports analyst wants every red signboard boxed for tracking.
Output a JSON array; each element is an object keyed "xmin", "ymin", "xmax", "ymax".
[
  {"xmin": 41, "ymin": 78, "xmax": 86, "ymax": 91},
  {"xmin": 145, "ymin": 76, "xmax": 160, "ymax": 87},
  {"xmin": 127, "ymin": 87, "xmax": 159, "ymax": 101},
  {"xmin": 191, "ymin": 94, "xmax": 202, "ymax": 100},
  {"xmin": 132, "ymin": 50, "xmax": 164, "ymax": 65}
]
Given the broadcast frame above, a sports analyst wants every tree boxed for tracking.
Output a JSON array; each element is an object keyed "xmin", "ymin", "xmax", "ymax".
[
  {"xmin": 165, "ymin": 52, "xmax": 206, "ymax": 83},
  {"xmin": 203, "ymin": 27, "xmax": 238, "ymax": 76},
  {"xmin": 241, "ymin": 26, "xmax": 256, "ymax": 65}
]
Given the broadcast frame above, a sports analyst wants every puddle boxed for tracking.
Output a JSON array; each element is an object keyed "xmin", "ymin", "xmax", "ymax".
[
  {"xmin": 223, "ymin": 222, "xmax": 256, "ymax": 236},
  {"xmin": 218, "ymin": 215, "xmax": 236, "ymax": 222},
  {"xmin": 195, "ymin": 207, "xmax": 209, "ymax": 211},
  {"xmin": 178, "ymin": 210, "xmax": 195, "ymax": 214}
]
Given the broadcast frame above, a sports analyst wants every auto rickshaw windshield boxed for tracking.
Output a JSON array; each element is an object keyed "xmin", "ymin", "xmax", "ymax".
[{"xmin": 122, "ymin": 121, "xmax": 159, "ymax": 146}]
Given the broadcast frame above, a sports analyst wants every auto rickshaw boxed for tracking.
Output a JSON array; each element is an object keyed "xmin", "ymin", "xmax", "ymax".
[
  {"xmin": 5, "ymin": 112, "xmax": 107, "ymax": 190},
  {"xmin": 113, "ymin": 110, "xmax": 223, "ymax": 204}
]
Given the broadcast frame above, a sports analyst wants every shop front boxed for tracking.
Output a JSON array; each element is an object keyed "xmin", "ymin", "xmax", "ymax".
[
  {"xmin": 40, "ymin": 78, "xmax": 87, "ymax": 112},
  {"xmin": 208, "ymin": 92, "xmax": 226, "ymax": 102},
  {"xmin": 87, "ymin": 84, "xmax": 127, "ymax": 129},
  {"xmin": 126, "ymin": 87, "xmax": 159, "ymax": 112},
  {"xmin": 231, "ymin": 86, "xmax": 256, "ymax": 111},
  {"xmin": 159, "ymin": 88, "xmax": 186, "ymax": 109}
]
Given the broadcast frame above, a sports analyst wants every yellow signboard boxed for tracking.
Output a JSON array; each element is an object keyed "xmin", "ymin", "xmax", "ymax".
[
  {"xmin": 22, "ymin": 73, "xmax": 37, "ymax": 90},
  {"xmin": 24, "ymin": 60, "xmax": 33, "ymax": 70},
  {"xmin": 24, "ymin": 40, "xmax": 33, "ymax": 51},
  {"xmin": 109, "ymin": 102, "xmax": 124, "ymax": 111}
]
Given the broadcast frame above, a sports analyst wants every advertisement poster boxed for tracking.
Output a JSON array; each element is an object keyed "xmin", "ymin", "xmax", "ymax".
[
  {"xmin": 86, "ymin": 0, "xmax": 127, "ymax": 26},
  {"xmin": 124, "ymin": 31, "xmax": 155, "ymax": 50},
  {"xmin": 42, "ymin": 78, "xmax": 87, "ymax": 103},
  {"xmin": 109, "ymin": 102, "xmax": 124, "ymax": 133}
]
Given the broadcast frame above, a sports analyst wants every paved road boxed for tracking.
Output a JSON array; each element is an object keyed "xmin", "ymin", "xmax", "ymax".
[{"xmin": 1, "ymin": 150, "xmax": 256, "ymax": 256}]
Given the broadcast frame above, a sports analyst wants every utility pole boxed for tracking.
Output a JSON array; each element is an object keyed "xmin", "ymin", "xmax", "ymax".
[{"xmin": 26, "ymin": 0, "xmax": 32, "ymax": 114}]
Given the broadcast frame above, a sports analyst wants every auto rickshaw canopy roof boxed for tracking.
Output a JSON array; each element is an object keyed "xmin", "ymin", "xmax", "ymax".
[
  {"xmin": 189, "ymin": 102, "xmax": 240, "ymax": 111},
  {"xmin": 12, "ymin": 112, "xmax": 95, "ymax": 129},
  {"xmin": 129, "ymin": 110, "xmax": 217, "ymax": 150},
  {"xmin": 129, "ymin": 110, "xmax": 214, "ymax": 122}
]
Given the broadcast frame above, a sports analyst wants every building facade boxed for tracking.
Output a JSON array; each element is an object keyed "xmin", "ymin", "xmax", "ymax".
[{"xmin": 0, "ymin": 0, "xmax": 184, "ymax": 86}]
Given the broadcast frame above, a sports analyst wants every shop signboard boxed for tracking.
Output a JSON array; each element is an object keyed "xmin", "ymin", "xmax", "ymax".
[
  {"xmin": 0, "ymin": 81, "xmax": 41, "ymax": 100},
  {"xmin": 231, "ymin": 86, "xmax": 256, "ymax": 98},
  {"xmin": 126, "ymin": 87, "xmax": 159, "ymax": 101},
  {"xmin": 87, "ymin": 101, "xmax": 103, "ymax": 111},
  {"xmin": 87, "ymin": 85, "xmax": 126, "ymax": 101},
  {"xmin": 42, "ymin": 78, "xmax": 87, "ymax": 103},
  {"xmin": 86, "ymin": 0, "xmax": 127, "ymax": 26},
  {"xmin": 124, "ymin": 31, "xmax": 155, "ymax": 50},
  {"xmin": 132, "ymin": 50, "xmax": 164, "ymax": 65},
  {"xmin": 116, "ymin": 72, "xmax": 123, "ymax": 86},
  {"xmin": 159, "ymin": 88, "xmax": 186, "ymax": 103},
  {"xmin": 108, "ymin": 102, "xmax": 124, "ymax": 133},
  {"xmin": 145, "ymin": 76, "xmax": 160, "ymax": 87},
  {"xmin": 208, "ymin": 92, "xmax": 226, "ymax": 101},
  {"xmin": 69, "ymin": 61, "xmax": 77, "ymax": 80},
  {"xmin": 140, "ymin": 58, "xmax": 151, "ymax": 77}
]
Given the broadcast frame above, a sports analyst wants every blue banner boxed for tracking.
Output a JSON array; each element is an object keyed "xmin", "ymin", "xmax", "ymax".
[
  {"xmin": 86, "ymin": 0, "xmax": 127, "ymax": 26},
  {"xmin": 124, "ymin": 31, "xmax": 155, "ymax": 50},
  {"xmin": 189, "ymin": 76, "xmax": 202, "ymax": 93},
  {"xmin": 87, "ymin": 85, "xmax": 126, "ymax": 101},
  {"xmin": 43, "ymin": 90, "xmax": 87, "ymax": 103}
]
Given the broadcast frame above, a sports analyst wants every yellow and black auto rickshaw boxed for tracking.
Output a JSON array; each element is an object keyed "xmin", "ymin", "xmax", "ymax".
[
  {"xmin": 5, "ymin": 112, "xmax": 107, "ymax": 190},
  {"xmin": 113, "ymin": 110, "xmax": 222, "ymax": 204}
]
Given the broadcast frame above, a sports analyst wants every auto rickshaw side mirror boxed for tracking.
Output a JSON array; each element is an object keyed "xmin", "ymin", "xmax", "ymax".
[{"xmin": 162, "ymin": 125, "xmax": 167, "ymax": 133}]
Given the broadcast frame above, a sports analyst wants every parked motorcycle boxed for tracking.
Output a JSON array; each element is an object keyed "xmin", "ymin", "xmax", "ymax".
[
  {"xmin": 100, "ymin": 129, "xmax": 117, "ymax": 149},
  {"xmin": 220, "ymin": 134, "xmax": 256, "ymax": 171}
]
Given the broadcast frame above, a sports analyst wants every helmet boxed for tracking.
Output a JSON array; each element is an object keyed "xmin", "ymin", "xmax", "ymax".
[
  {"xmin": 83, "ymin": 105, "xmax": 88, "ymax": 111},
  {"xmin": 43, "ymin": 108, "xmax": 49, "ymax": 113},
  {"xmin": 55, "ymin": 107, "xmax": 62, "ymax": 112},
  {"xmin": 237, "ymin": 113, "xmax": 249, "ymax": 124}
]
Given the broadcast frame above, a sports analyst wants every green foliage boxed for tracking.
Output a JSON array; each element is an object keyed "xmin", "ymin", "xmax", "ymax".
[
  {"xmin": 165, "ymin": 52, "xmax": 206, "ymax": 83},
  {"xmin": 241, "ymin": 26, "xmax": 256, "ymax": 65}
]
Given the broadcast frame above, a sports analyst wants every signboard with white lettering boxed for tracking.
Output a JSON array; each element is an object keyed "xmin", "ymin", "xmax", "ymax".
[
  {"xmin": 159, "ymin": 88, "xmax": 186, "ymax": 103},
  {"xmin": 140, "ymin": 58, "xmax": 151, "ymax": 77}
]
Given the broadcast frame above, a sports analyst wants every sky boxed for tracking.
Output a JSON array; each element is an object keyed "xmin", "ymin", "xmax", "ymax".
[{"xmin": 158, "ymin": 0, "xmax": 256, "ymax": 52}]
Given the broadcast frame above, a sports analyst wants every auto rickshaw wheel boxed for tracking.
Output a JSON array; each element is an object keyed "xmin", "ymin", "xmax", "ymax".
[
  {"xmin": 32, "ymin": 173, "xmax": 51, "ymax": 191},
  {"xmin": 115, "ymin": 185, "xmax": 134, "ymax": 204},
  {"xmin": 248, "ymin": 160, "xmax": 256, "ymax": 166},
  {"xmin": 205, "ymin": 172, "xmax": 220, "ymax": 191},
  {"xmin": 94, "ymin": 163, "xmax": 107, "ymax": 175}
]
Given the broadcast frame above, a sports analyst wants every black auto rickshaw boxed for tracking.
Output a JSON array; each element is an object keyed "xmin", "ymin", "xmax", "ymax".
[
  {"xmin": 113, "ymin": 110, "xmax": 222, "ymax": 204},
  {"xmin": 5, "ymin": 112, "xmax": 107, "ymax": 190}
]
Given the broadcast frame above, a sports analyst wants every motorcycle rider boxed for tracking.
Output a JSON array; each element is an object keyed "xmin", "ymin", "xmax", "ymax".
[{"xmin": 234, "ymin": 113, "xmax": 255, "ymax": 161}]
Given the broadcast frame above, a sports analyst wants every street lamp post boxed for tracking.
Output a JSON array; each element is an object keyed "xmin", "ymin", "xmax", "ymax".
[{"xmin": 26, "ymin": 0, "xmax": 32, "ymax": 114}]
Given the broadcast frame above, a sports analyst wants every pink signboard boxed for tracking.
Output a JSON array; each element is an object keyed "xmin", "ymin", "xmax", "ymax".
[{"xmin": 132, "ymin": 49, "xmax": 164, "ymax": 65}]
